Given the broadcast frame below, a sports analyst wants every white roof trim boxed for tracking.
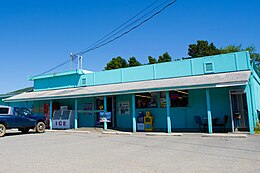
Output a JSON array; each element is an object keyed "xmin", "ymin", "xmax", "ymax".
[{"xmin": 4, "ymin": 71, "xmax": 251, "ymax": 102}]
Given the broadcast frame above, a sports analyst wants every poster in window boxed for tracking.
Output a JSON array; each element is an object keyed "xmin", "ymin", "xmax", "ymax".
[{"xmin": 119, "ymin": 102, "xmax": 130, "ymax": 115}]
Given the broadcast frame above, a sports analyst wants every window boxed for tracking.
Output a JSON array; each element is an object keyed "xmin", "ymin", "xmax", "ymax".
[
  {"xmin": 0, "ymin": 108, "xmax": 9, "ymax": 114},
  {"xmin": 170, "ymin": 90, "xmax": 188, "ymax": 107},
  {"xmin": 135, "ymin": 93, "xmax": 158, "ymax": 108},
  {"xmin": 20, "ymin": 108, "xmax": 32, "ymax": 116},
  {"xmin": 204, "ymin": 62, "xmax": 214, "ymax": 73}
]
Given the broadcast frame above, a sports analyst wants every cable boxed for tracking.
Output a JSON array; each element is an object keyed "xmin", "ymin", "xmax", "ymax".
[
  {"xmin": 34, "ymin": 0, "xmax": 177, "ymax": 77},
  {"xmin": 78, "ymin": 0, "xmax": 177, "ymax": 55},
  {"xmin": 78, "ymin": 0, "xmax": 161, "ymax": 55},
  {"xmin": 37, "ymin": 59, "xmax": 71, "ymax": 76},
  {"xmin": 77, "ymin": 0, "xmax": 170, "ymax": 56}
]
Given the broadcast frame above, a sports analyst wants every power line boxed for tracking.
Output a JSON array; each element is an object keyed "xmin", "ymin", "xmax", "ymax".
[
  {"xmin": 77, "ymin": 0, "xmax": 171, "ymax": 56},
  {"xmin": 77, "ymin": 0, "xmax": 177, "ymax": 55},
  {"xmin": 35, "ymin": 0, "xmax": 177, "ymax": 77},
  {"xmin": 77, "ymin": 0, "xmax": 161, "ymax": 55}
]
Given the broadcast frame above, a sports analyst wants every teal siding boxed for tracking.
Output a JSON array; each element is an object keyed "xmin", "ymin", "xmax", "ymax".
[
  {"xmin": 117, "ymin": 88, "xmax": 233, "ymax": 131},
  {"xmin": 116, "ymin": 95, "xmax": 132, "ymax": 129},
  {"xmin": 34, "ymin": 74, "xmax": 81, "ymax": 91},
  {"xmin": 210, "ymin": 54, "xmax": 237, "ymax": 73},
  {"xmin": 95, "ymin": 69, "xmax": 122, "ymax": 85},
  {"xmin": 156, "ymin": 60, "xmax": 192, "ymax": 79},
  {"xmin": 77, "ymin": 98, "xmax": 95, "ymax": 127},
  {"xmin": 33, "ymin": 52, "xmax": 251, "ymax": 91},
  {"xmin": 123, "ymin": 65, "xmax": 154, "ymax": 82}
]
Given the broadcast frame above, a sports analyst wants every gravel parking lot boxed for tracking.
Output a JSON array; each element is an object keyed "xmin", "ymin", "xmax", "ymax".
[{"xmin": 0, "ymin": 130, "xmax": 260, "ymax": 173}]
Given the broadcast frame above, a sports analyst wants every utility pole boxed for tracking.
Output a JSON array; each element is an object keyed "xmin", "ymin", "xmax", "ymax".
[
  {"xmin": 78, "ymin": 55, "xmax": 83, "ymax": 69},
  {"xmin": 70, "ymin": 53, "xmax": 73, "ymax": 71}
]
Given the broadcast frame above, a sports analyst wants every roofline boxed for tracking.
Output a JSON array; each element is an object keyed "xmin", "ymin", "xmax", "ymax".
[
  {"xmin": 4, "ymin": 81, "xmax": 248, "ymax": 102},
  {"xmin": 28, "ymin": 69, "xmax": 93, "ymax": 81}
]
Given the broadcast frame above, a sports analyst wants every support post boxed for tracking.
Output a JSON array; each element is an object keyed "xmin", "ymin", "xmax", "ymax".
[
  {"xmin": 104, "ymin": 96, "xmax": 107, "ymax": 112},
  {"xmin": 132, "ymin": 94, "xmax": 136, "ymax": 133},
  {"xmin": 49, "ymin": 100, "xmax": 53, "ymax": 130},
  {"xmin": 206, "ymin": 89, "xmax": 213, "ymax": 134},
  {"xmin": 75, "ymin": 98, "xmax": 78, "ymax": 129},
  {"xmin": 245, "ymin": 84, "xmax": 254, "ymax": 134},
  {"xmin": 166, "ymin": 91, "xmax": 171, "ymax": 133},
  {"xmin": 249, "ymin": 75, "xmax": 257, "ymax": 126},
  {"xmin": 103, "ymin": 96, "xmax": 107, "ymax": 131}
]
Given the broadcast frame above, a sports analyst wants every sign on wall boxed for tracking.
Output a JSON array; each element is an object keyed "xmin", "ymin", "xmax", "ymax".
[
  {"xmin": 99, "ymin": 112, "xmax": 111, "ymax": 122},
  {"xmin": 119, "ymin": 102, "xmax": 130, "ymax": 115},
  {"xmin": 52, "ymin": 120, "xmax": 70, "ymax": 129}
]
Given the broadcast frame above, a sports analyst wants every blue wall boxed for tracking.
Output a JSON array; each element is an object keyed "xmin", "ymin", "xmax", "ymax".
[
  {"xmin": 115, "ymin": 88, "xmax": 233, "ymax": 131},
  {"xmin": 33, "ymin": 52, "xmax": 251, "ymax": 91},
  {"xmin": 116, "ymin": 95, "xmax": 133, "ymax": 129},
  {"xmin": 77, "ymin": 98, "xmax": 95, "ymax": 127}
]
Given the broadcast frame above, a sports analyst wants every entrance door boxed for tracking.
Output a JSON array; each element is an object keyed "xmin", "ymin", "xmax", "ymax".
[
  {"xmin": 230, "ymin": 90, "xmax": 249, "ymax": 131},
  {"xmin": 94, "ymin": 96, "xmax": 116, "ymax": 128}
]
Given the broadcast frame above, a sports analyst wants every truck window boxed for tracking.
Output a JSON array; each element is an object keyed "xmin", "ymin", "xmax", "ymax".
[
  {"xmin": 20, "ymin": 108, "xmax": 32, "ymax": 116},
  {"xmin": 14, "ymin": 108, "xmax": 19, "ymax": 116},
  {"xmin": 0, "ymin": 108, "xmax": 9, "ymax": 114}
]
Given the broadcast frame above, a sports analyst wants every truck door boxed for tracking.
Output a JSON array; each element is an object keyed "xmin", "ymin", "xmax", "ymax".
[{"xmin": 13, "ymin": 108, "xmax": 36, "ymax": 127}]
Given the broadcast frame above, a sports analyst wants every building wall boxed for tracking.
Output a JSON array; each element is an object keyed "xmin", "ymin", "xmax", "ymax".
[
  {"xmin": 33, "ymin": 52, "xmax": 251, "ymax": 91},
  {"xmin": 34, "ymin": 74, "xmax": 81, "ymax": 91},
  {"xmin": 114, "ymin": 88, "xmax": 232, "ymax": 131},
  {"xmin": 77, "ymin": 97, "xmax": 95, "ymax": 127},
  {"xmin": 116, "ymin": 95, "xmax": 133, "ymax": 130}
]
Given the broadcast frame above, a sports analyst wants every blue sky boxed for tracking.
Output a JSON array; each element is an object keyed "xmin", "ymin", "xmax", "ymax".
[{"xmin": 0, "ymin": 0, "xmax": 259, "ymax": 94}]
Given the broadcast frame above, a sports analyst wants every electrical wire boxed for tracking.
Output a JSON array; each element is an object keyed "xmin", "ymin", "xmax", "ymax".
[
  {"xmin": 34, "ymin": 0, "xmax": 177, "ymax": 77},
  {"xmin": 77, "ymin": 0, "xmax": 171, "ymax": 56},
  {"xmin": 78, "ymin": 0, "xmax": 161, "ymax": 55},
  {"xmin": 77, "ymin": 0, "xmax": 177, "ymax": 55}
]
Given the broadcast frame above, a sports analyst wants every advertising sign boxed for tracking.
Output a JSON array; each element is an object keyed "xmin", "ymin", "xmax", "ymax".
[
  {"xmin": 52, "ymin": 120, "xmax": 70, "ymax": 129},
  {"xmin": 119, "ymin": 102, "xmax": 130, "ymax": 115},
  {"xmin": 99, "ymin": 112, "xmax": 111, "ymax": 122}
]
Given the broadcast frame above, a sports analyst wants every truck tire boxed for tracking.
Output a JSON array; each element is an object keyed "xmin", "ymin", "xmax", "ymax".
[
  {"xmin": 36, "ymin": 122, "xmax": 45, "ymax": 133},
  {"xmin": 0, "ymin": 124, "xmax": 6, "ymax": 137}
]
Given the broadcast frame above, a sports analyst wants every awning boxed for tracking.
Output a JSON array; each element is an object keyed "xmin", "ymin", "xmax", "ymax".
[{"xmin": 4, "ymin": 70, "xmax": 251, "ymax": 102}]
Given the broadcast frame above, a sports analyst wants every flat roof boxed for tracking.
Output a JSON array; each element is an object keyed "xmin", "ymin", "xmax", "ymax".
[{"xmin": 4, "ymin": 70, "xmax": 251, "ymax": 102}]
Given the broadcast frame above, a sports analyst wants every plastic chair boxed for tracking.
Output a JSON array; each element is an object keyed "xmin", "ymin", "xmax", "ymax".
[{"xmin": 194, "ymin": 116, "xmax": 207, "ymax": 132}]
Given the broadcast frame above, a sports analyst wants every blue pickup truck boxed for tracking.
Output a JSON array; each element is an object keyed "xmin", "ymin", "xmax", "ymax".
[{"xmin": 0, "ymin": 105, "xmax": 47, "ymax": 137}]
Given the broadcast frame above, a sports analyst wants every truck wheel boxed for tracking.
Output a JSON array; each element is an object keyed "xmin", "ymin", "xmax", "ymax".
[
  {"xmin": 21, "ymin": 128, "xmax": 30, "ymax": 134},
  {"xmin": 0, "ymin": 124, "xmax": 6, "ymax": 137},
  {"xmin": 36, "ymin": 122, "xmax": 45, "ymax": 133}
]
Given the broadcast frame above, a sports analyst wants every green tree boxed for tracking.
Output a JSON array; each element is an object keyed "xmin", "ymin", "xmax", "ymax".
[
  {"xmin": 148, "ymin": 56, "xmax": 157, "ymax": 64},
  {"xmin": 188, "ymin": 40, "xmax": 220, "ymax": 58},
  {"xmin": 104, "ymin": 56, "xmax": 128, "ymax": 70},
  {"xmin": 220, "ymin": 44, "xmax": 242, "ymax": 54},
  {"xmin": 128, "ymin": 57, "xmax": 142, "ymax": 67},
  {"xmin": 158, "ymin": 52, "xmax": 171, "ymax": 63}
]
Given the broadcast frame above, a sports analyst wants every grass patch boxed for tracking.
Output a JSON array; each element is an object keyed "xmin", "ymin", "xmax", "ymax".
[{"xmin": 255, "ymin": 121, "xmax": 260, "ymax": 134}]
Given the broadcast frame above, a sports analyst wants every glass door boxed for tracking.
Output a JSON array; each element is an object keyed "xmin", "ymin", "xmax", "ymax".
[{"xmin": 230, "ymin": 90, "xmax": 249, "ymax": 131}]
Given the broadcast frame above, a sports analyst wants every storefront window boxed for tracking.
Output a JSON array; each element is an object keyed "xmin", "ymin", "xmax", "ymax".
[
  {"xmin": 170, "ymin": 90, "xmax": 188, "ymax": 107},
  {"xmin": 135, "ymin": 93, "xmax": 158, "ymax": 108}
]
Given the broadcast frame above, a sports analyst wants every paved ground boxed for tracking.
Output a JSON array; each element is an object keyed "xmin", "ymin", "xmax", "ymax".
[{"xmin": 0, "ymin": 130, "xmax": 260, "ymax": 173}]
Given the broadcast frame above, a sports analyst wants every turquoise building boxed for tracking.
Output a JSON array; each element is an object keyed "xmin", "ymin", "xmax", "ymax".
[{"xmin": 3, "ymin": 52, "xmax": 260, "ymax": 134}]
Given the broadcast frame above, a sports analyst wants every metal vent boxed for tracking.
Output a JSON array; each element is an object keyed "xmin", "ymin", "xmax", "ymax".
[{"xmin": 82, "ymin": 78, "xmax": 86, "ymax": 85}]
